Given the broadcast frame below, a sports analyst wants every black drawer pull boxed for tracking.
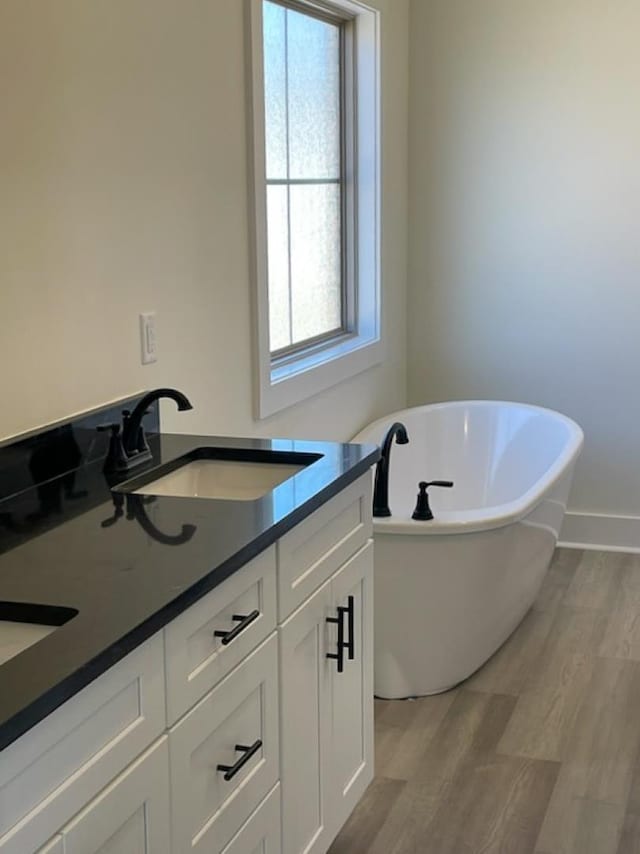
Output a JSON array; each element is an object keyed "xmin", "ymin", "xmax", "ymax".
[
  {"xmin": 214, "ymin": 610, "xmax": 260, "ymax": 646},
  {"xmin": 217, "ymin": 740, "xmax": 263, "ymax": 781},
  {"xmin": 326, "ymin": 606, "xmax": 347, "ymax": 673}
]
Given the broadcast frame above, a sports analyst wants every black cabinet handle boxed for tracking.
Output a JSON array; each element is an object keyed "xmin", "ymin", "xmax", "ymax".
[
  {"xmin": 214, "ymin": 610, "xmax": 260, "ymax": 646},
  {"xmin": 326, "ymin": 607, "xmax": 347, "ymax": 673},
  {"xmin": 327, "ymin": 596, "xmax": 356, "ymax": 673},
  {"xmin": 216, "ymin": 740, "xmax": 263, "ymax": 781},
  {"xmin": 345, "ymin": 595, "xmax": 355, "ymax": 661}
]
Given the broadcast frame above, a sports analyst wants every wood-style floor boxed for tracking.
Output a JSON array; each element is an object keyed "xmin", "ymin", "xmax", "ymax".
[{"xmin": 329, "ymin": 549, "xmax": 640, "ymax": 854}]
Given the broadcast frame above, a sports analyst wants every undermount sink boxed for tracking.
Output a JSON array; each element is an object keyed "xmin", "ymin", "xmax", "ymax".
[
  {"xmin": 133, "ymin": 459, "xmax": 306, "ymax": 501},
  {"xmin": 123, "ymin": 447, "xmax": 322, "ymax": 501},
  {"xmin": 0, "ymin": 603, "xmax": 77, "ymax": 667}
]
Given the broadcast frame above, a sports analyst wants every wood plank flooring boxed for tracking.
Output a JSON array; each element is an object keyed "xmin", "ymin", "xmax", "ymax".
[{"xmin": 328, "ymin": 549, "xmax": 640, "ymax": 854}]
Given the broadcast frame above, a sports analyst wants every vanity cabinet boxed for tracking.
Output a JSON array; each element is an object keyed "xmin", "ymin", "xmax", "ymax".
[
  {"xmin": 33, "ymin": 739, "xmax": 170, "ymax": 854},
  {"xmin": 280, "ymin": 542, "xmax": 373, "ymax": 854},
  {"xmin": 0, "ymin": 634, "xmax": 166, "ymax": 854},
  {"xmin": 164, "ymin": 547, "xmax": 278, "ymax": 725},
  {"xmin": 169, "ymin": 634, "xmax": 279, "ymax": 853},
  {"xmin": 221, "ymin": 784, "xmax": 281, "ymax": 854},
  {"xmin": 56, "ymin": 739, "xmax": 171, "ymax": 854},
  {"xmin": 0, "ymin": 473, "xmax": 373, "ymax": 854}
]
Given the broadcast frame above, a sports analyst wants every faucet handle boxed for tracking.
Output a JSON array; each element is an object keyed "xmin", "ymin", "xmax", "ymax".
[
  {"xmin": 121, "ymin": 408, "xmax": 152, "ymax": 454},
  {"xmin": 412, "ymin": 480, "xmax": 454, "ymax": 521},
  {"xmin": 96, "ymin": 422, "xmax": 121, "ymax": 435},
  {"xmin": 97, "ymin": 422, "xmax": 128, "ymax": 473}
]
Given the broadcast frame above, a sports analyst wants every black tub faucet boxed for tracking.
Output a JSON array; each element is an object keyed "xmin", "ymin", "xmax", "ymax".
[
  {"xmin": 373, "ymin": 422, "xmax": 409, "ymax": 517},
  {"xmin": 100, "ymin": 387, "xmax": 193, "ymax": 473}
]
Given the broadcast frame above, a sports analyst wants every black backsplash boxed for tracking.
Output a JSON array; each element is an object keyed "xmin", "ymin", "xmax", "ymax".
[{"xmin": 0, "ymin": 395, "xmax": 159, "ymax": 554}]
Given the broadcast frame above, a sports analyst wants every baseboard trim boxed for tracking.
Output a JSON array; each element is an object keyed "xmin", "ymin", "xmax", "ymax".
[{"xmin": 559, "ymin": 512, "xmax": 640, "ymax": 554}]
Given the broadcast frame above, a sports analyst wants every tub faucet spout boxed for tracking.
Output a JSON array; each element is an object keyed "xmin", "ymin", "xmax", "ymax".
[{"xmin": 373, "ymin": 422, "xmax": 409, "ymax": 517}]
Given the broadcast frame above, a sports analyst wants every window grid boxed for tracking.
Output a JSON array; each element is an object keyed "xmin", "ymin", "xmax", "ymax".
[{"xmin": 264, "ymin": 0, "xmax": 347, "ymax": 358}]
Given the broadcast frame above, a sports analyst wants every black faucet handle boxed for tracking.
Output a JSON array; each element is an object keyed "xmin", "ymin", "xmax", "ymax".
[
  {"xmin": 413, "ymin": 480, "xmax": 454, "ymax": 521},
  {"xmin": 97, "ymin": 422, "xmax": 129, "ymax": 473},
  {"xmin": 122, "ymin": 407, "xmax": 151, "ymax": 420},
  {"xmin": 122, "ymin": 408, "xmax": 152, "ymax": 454},
  {"xmin": 97, "ymin": 422, "xmax": 121, "ymax": 435}
]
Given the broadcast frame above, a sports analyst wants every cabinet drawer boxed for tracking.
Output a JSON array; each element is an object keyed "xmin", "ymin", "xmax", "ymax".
[
  {"xmin": 277, "ymin": 474, "xmax": 372, "ymax": 620},
  {"xmin": 169, "ymin": 633, "xmax": 279, "ymax": 853},
  {"xmin": 221, "ymin": 783, "xmax": 281, "ymax": 854},
  {"xmin": 165, "ymin": 546, "xmax": 277, "ymax": 724},
  {"xmin": 0, "ymin": 633, "xmax": 165, "ymax": 854}
]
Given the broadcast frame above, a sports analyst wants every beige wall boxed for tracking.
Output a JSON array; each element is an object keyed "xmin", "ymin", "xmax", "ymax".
[
  {"xmin": 1, "ymin": 0, "xmax": 408, "ymax": 443},
  {"xmin": 408, "ymin": 0, "xmax": 640, "ymax": 517}
]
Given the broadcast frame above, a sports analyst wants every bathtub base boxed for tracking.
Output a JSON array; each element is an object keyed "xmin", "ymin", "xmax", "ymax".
[
  {"xmin": 375, "ymin": 683, "xmax": 461, "ymax": 700},
  {"xmin": 373, "ymin": 515, "xmax": 559, "ymax": 699}
]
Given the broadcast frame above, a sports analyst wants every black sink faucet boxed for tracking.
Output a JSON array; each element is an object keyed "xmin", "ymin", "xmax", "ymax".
[
  {"xmin": 100, "ymin": 388, "xmax": 193, "ymax": 473},
  {"xmin": 123, "ymin": 388, "xmax": 192, "ymax": 456},
  {"xmin": 373, "ymin": 422, "xmax": 409, "ymax": 517}
]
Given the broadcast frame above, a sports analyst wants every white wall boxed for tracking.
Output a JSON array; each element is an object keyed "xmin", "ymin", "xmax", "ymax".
[
  {"xmin": 408, "ymin": 0, "xmax": 640, "ymax": 522},
  {"xmin": 0, "ymin": 0, "xmax": 408, "ymax": 443}
]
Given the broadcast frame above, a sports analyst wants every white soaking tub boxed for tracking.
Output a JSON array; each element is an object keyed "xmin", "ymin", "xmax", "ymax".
[{"xmin": 352, "ymin": 401, "xmax": 583, "ymax": 698}]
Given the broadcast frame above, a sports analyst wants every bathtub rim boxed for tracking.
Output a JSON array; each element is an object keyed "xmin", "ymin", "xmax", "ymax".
[{"xmin": 352, "ymin": 399, "xmax": 584, "ymax": 536}]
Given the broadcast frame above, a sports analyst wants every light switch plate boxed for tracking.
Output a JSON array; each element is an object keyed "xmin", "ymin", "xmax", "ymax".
[{"xmin": 140, "ymin": 312, "xmax": 157, "ymax": 364}]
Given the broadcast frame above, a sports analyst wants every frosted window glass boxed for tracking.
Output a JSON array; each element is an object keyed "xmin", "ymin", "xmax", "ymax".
[
  {"xmin": 262, "ymin": 1, "xmax": 344, "ymax": 354},
  {"xmin": 289, "ymin": 184, "xmax": 342, "ymax": 344},
  {"xmin": 267, "ymin": 186, "xmax": 291, "ymax": 351},
  {"xmin": 287, "ymin": 10, "xmax": 341, "ymax": 180},
  {"xmin": 263, "ymin": 2, "xmax": 287, "ymax": 180}
]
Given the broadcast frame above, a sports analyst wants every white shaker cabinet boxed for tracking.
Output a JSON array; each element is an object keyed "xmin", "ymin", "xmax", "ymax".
[
  {"xmin": 220, "ymin": 784, "xmax": 282, "ymax": 854},
  {"xmin": 279, "ymin": 578, "xmax": 334, "ymax": 854},
  {"xmin": 60, "ymin": 738, "xmax": 170, "ymax": 854},
  {"xmin": 168, "ymin": 634, "xmax": 279, "ymax": 854},
  {"xmin": 1, "ymin": 472, "xmax": 374, "ymax": 854},
  {"xmin": 327, "ymin": 542, "xmax": 374, "ymax": 834},
  {"xmin": 280, "ymin": 541, "xmax": 374, "ymax": 854}
]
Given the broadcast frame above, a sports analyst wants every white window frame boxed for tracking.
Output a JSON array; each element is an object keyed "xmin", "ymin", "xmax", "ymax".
[{"xmin": 248, "ymin": 0, "xmax": 382, "ymax": 419}]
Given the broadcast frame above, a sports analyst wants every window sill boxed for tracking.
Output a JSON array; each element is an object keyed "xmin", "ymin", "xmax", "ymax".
[{"xmin": 257, "ymin": 334, "xmax": 383, "ymax": 419}]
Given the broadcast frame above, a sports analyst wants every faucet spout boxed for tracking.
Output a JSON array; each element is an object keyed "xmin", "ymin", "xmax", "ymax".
[
  {"xmin": 373, "ymin": 421, "xmax": 409, "ymax": 518},
  {"xmin": 100, "ymin": 388, "xmax": 193, "ymax": 473},
  {"xmin": 122, "ymin": 388, "xmax": 192, "ymax": 457}
]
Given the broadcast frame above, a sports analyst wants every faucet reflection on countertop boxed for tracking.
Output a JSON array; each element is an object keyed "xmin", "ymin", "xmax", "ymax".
[{"xmin": 101, "ymin": 491, "xmax": 196, "ymax": 546}]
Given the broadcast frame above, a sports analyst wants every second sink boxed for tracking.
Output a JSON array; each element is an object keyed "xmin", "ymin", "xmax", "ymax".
[{"xmin": 0, "ymin": 603, "xmax": 78, "ymax": 667}]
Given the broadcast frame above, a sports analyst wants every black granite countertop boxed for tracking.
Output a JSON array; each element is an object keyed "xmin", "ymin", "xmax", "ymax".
[{"xmin": 0, "ymin": 431, "xmax": 379, "ymax": 751}]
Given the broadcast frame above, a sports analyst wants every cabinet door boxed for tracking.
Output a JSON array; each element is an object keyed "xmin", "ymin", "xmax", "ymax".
[
  {"xmin": 61, "ymin": 737, "xmax": 170, "ymax": 854},
  {"xmin": 279, "ymin": 579, "xmax": 333, "ymax": 854},
  {"xmin": 0, "ymin": 633, "xmax": 165, "ymax": 854},
  {"xmin": 328, "ymin": 542, "xmax": 374, "ymax": 836}
]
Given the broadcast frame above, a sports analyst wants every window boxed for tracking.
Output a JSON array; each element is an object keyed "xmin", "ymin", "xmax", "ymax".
[
  {"xmin": 263, "ymin": 1, "xmax": 345, "ymax": 356},
  {"xmin": 249, "ymin": 0, "xmax": 381, "ymax": 418}
]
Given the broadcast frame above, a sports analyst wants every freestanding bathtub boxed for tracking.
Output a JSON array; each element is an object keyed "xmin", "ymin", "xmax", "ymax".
[{"xmin": 352, "ymin": 401, "xmax": 583, "ymax": 698}]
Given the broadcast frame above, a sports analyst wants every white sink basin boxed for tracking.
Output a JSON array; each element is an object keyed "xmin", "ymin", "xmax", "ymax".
[
  {"xmin": 133, "ymin": 459, "xmax": 306, "ymax": 501},
  {"xmin": 0, "ymin": 604, "xmax": 77, "ymax": 666},
  {"xmin": 0, "ymin": 621, "xmax": 57, "ymax": 666}
]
